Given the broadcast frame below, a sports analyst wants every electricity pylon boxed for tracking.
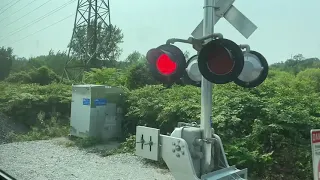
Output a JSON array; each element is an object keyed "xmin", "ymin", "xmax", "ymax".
[{"xmin": 62, "ymin": 0, "xmax": 111, "ymax": 82}]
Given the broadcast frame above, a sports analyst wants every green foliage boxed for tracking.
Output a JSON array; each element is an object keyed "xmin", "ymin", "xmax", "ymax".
[
  {"xmin": 0, "ymin": 46, "xmax": 14, "ymax": 80},
  {"xmin": 5, "ymin": 71, "xmax": 32, "ymax": 84},
  {"xmin": 296, "ymin": 68, "xmax": 320, "ymax": 91},
  {"xmin": 73, "ymin": 136, "xmax": 103, "ymax": 148},
  {"xmin": 69, "ymin": 23, "xmax": 124, "ymax": 68},
  {"xmin": 125, "ymin": 62, "xmax": 158, "ymax": 89},
  {"xmin": 29, "ymin": 66, "xmax": 61, "ymax": 85},
  {"xmin": 0, "ymin": 82, "xmax": 71, "ymax": 127},
  {"xmin": 11, "ymin": 112, "xmax": 69, "ymax": 141},
  {"xmin": 6, "ymin": 66, "xmax": 61, "ymax": 85},
  {"xmin": 10, "ymin": 50, "xmax": 71, "ymax": 75},
  {"xmin": 111, "ymin": 135, "xmax": 136, "ymax": 154},
  {"xmin": 271, "ymin": 54, "xmax": 320, "ymax": 74},
  {"xmin": 84, "ymin": 51, "xmax": 158, "ymax": 90},
  {"xmin": 83, "ymin": 64, "xmax": 158, "ymax": 90},
  {"xmin": 84, "ymin": 68, "xmax": 127, "ymax": 86},
  {"xmin": 124, "ymin": 85, "xmax": 201, "ymax": 136},
  {"xmin": 124, "ymin": 51, "xmax": 143, "ymax": 65}
]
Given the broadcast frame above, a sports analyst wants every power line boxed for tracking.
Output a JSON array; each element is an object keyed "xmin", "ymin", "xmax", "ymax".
[
  {"xmin": 0, "ymin": 1, "xmax": 14, "ymax": 12},
  {"xmin": 0, "ymin": 0, "xmax": 22, "ymax": 16},
  {"xmin": 0, "ymin": 0, "xmax": 76, "ymax": 42},
  {"xmin": 0, "ymin": 0, "xmax": 39, "ymax": 24},
  {"xmin": 4, "ymin": 0, "xmax": 52, "ymax": 27},
  {"xmin": 10, "ymin": 13, "xmax": 75, "ymax": 45}
]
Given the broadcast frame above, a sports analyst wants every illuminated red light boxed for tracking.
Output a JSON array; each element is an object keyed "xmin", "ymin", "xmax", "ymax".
[
  {"xmin": 156, "ymin": 54, "xmax": 177, "ymax": 75},
  {"xmin": 207, "ymin": 47, "xmax": 235, "ymax": 75}
]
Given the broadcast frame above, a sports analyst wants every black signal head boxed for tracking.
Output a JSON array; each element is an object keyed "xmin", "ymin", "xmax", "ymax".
[
  {"xmin": 146, "ymin": 44, "xmax": 186, "ymax": 85},
  {"xmin": 198, "ymin": 38, "xmax": 244, "ymax": 84}
]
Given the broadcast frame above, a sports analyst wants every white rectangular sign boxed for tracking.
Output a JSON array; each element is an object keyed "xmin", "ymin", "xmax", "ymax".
[{"xmin": 311, "ymin": 129, "xmax": 320, "ymax": 180}]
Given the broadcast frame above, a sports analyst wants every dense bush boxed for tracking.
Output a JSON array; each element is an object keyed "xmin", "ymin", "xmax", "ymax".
[
  {"xmin": 84, "ymin": 68, "xmax": 127, "ymax": 87},
  {"xmin": 5, "ymin": 66, "xmax": 61, "ymax": 85},
  {"xmin": 5, "ymin": 71, "xmax": 32, "ymax": 84},
  {"xmin": 124, "ymin": 85, "xmax": 201, "ymax": 136},
  {"xmin": 124, "ymin": 62, "xmax": 158, "ymax": 89},
  {"xmin": 0, "ymin": 82, "xmax": 71, "ymax": 127},
  {"xmin": 84, "ymin": 64, "xmax": 158, "ymax": 90},
  {"xmin": 11, "ymin": 111, "xmax": 69, "ymax": 142}
]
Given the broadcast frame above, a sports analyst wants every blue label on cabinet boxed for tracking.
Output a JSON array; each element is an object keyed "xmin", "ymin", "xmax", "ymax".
[
  {"xmin": 83, "ymin": 98, "xmax": 90, "ymax": 105},
  {"xmin": 94, "ymin": 98, "xmax": 107, "ymax": 106}
]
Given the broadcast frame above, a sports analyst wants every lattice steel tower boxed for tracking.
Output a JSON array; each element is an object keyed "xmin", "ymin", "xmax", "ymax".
[{"xmin": 62, "ymin": 0, "xmax": 111, "ymax": 81}]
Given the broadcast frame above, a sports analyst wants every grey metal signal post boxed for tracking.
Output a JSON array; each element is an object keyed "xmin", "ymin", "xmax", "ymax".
[{"xmin": 201, "ymin": 0, "xmax": 215, "ymax": 174}]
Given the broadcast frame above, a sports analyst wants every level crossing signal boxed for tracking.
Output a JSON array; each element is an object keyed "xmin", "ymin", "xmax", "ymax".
[
  {"xmin": 146, "ymin": 44, "xmax": 186, "ymax": 85},
  {"xmin": 197, "ymin": 38, "xmax": 244, "ymax": 84},
  {"xmin": 146, "ymin": 38, "xmax": 268, "ymax": 88}
]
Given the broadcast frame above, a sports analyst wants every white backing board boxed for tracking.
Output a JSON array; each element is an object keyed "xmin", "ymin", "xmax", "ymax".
[{"xmin": 135, "ymin": 126, "xmax": 160, "ymax": 161}]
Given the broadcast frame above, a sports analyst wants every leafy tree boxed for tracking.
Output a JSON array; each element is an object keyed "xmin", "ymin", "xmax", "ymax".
[
  {"xmin": 10, "ymin": 50, "xmax": 72, "ymax": 76},
  {"xmin": 125, "ymin": 51, "xmax": 142, "ymax": 65},
  {"xmin": 83, "ymin": 68, "xmax": 126, "ymax": 87},
  {"xmin": 28, "ymin": 66, "xmax": 60, "ymax": 85},
  {"xmin": 0, "ymin": 46, "xmax": 14, "ymax": 80},
  {"xmin": 31, "ymin": 50, "xmax": 70, "ymax": 75},
  {"xmin": 68, "ymin": 22, "xmax": 124, "ymax": 68},
  {"xmin": 5, "ymin": 71, "xmax": 32, "ymax": 84},
  {"xmin": 6, "ymin": 66, "xmax": 60, "ymax": 85},
  {"xmin": 11, "ymin": 57, "xmax": 29, "ymax": 73},
  {"xmin": 296, "ymin": 68, "xmax": 320, "ymax": 91},
  {"xmin": 271, "ymin": 54, "xmax": 320, "ymax": 74},
  {"xmin": 125, "ymin": 62, "xmax": 158, "ymax": 89},
  {"xmin": 117, "ymin": 51, "xmax": 144, "ymax": 69}
]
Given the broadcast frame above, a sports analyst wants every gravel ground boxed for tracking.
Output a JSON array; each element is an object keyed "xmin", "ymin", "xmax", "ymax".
[
  {"xmin": 0, "ymin": 113, "xmax": 28, "ymax": 144},
  {"xmin": 0, "ymin": 139, "xmax": 174, "ymax": 180}
]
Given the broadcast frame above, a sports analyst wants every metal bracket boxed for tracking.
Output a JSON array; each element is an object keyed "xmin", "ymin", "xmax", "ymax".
[
  {"xmin": 239, "ymin": 44, "xmax": 251, "ymax": 53},
  {"xmin": 177, "ymin": 122, "xmax": 200, "ymax": 128},
  {"xmin": 165, "ymin": 33, "xmax": 224, "ymax": 52},
  {"xmin": 166, "ymin": 38, "xmax": 193, "ymax": 45},
  {"xmin": 203, "ymin": 138, "xmax": 216, "ymax": 144},
  {"xmin": 197, "ymin": 33, "xmax": 223, "ymax": 41}
]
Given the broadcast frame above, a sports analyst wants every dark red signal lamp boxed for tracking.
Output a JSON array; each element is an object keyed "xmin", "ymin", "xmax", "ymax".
[
  {"xmin": 146, "ymin": 44, "xmax": 186, "ymax": 84},
  {"xmin": 198, "ymin": 38, "xmax": 244, "ymax": 84}
]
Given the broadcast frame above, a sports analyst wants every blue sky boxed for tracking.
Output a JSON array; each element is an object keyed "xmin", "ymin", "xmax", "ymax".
[{"xmin": 0, "ymin": 0, "xmax": 319, "ymax": 64}]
